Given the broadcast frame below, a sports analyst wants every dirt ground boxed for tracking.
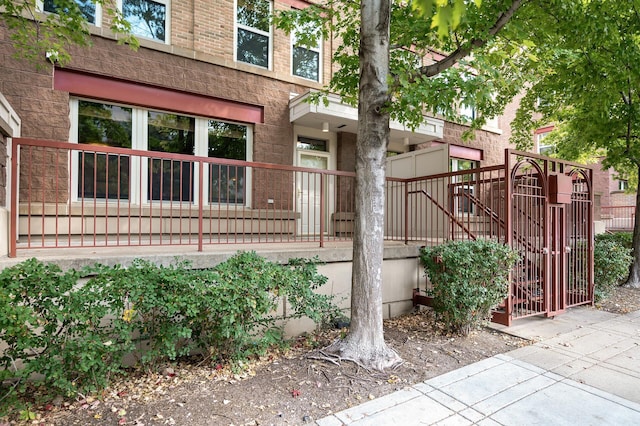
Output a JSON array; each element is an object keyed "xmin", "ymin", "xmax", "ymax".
[{"xmin": 11, "ymin": 286, "xmax": 640, "ymax": 426}]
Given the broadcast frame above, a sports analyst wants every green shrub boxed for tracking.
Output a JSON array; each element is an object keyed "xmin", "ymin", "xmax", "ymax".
[
  {"xmin": 594, "ymin": 238, "xmax": 632, "ymax": 301},
  {"xmin": 420, "ymin": 240, "xmax": 519, "ymax": 335},
  {"xmin": 0, "ymin": 253, "xmax": 339, "ymax": 416},
  {"xmin": 595, "ymin": 232, "xmax": 633, "ymax": 252}
]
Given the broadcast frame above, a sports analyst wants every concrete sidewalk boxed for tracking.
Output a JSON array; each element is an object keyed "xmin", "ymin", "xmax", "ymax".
[{"xmin": 316, "ymin": 308, "xmax": 640, "ymax": 425}]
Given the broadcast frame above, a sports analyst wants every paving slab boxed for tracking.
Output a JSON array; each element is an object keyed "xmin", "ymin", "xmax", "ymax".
[{"xmin": 317, "ymin": 307, "xmax": 640, "ymax": 425}]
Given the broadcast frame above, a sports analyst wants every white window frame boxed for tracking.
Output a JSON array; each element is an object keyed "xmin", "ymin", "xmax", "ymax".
[
  {"xmin": 291, "ymin": 23, "xmax": 322, "ymax": 82},
  {"xmin": 70, "ymin": 98, "xmax": 252, "ymax": 207},
  {"xmin": 234, "ymin": 0, "xmax": 273, "ymax": 70},
  {"xmin": 536, "ymin": 131, "xmax": 554, "ymax": 155},
  {"xmin": 38, "ymin": 0, "xmax": 102, "ymax": 27},
  {"xmin": 117, "ymin": 0, "xmax": 170, "ymax": 44}
]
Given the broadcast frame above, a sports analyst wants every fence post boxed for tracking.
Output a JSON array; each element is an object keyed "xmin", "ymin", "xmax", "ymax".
[
  {"xmin": 198, "ymin": 159, "xmax": 204, "ymax": 252},
  {"xmin": 9, "ymin": 140, "xmax": 18, "ymax": 257},
  {"xmin": 319, "ymin": 172, "xmax": 325, "ymax": 248}
]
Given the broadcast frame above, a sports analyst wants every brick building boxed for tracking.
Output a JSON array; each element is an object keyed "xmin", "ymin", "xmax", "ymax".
[{"xmin": 0, "ymin": 0, "xmax": 516, "ymax": 258}]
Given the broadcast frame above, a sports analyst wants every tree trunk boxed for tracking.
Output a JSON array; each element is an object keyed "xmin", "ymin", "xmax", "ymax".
[
  {"xmin": 325, "ymin": 0, "xmax": 401, "ymax": 370},
  {"xmin": 624, "ymin": 163, "xmax": 640, "ymax": 288}
]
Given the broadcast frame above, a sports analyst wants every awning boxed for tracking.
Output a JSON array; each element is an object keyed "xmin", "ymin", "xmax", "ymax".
[{"xmin": 290, "ymin": 92, "xmax": 444, "ymax": 146}]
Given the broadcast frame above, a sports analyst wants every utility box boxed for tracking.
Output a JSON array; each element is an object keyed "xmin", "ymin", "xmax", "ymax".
[{"xmin": 549, "ymin": 173, "xmax": 573, "ymax": 204}]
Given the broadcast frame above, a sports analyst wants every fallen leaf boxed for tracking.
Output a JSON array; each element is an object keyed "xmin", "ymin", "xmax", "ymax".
[{"xmin": 291, "ymin": 389, "xmax": 301, "ymax": 398}]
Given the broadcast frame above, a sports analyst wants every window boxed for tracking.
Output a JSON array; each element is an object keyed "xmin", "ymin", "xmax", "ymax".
[
  {"xmin": 450, "ymin": 159, "xmax": 477, "ymax": 214},
  {"xmin": 297, "ymin": 136, "xmax": 327, "ymax": 152},
  {"xmin": 536, "ymin": 131, "xmax": 555, "ymax": 156},
  {"xmin": 292, "ymin": 23, "xmax": 321, "ymax": 81},
  {"xmin": 121, "ymin": 0, "xmax": 168, "ymax": 42},
  {"xmin": 459, "ymin": 103, "xmax": 476, "ymax": 122},
  {"xmin": 41, "ymin": 0, "xmax": 100, "ymax": 25},
  {"xmin": 236, "ymin": 0, "xmax": 272, "ymax": 68},
  {"xmin": 147, "ymin": 111, "xmax": 195, "ymax": 201},
  {"xmin": 207, "ymin": 121, "xmax": 247, "ymax": 203},
  {"xmin": 77, "ymin": 100, "xmax": 132, "ymax": 199},
  {"xmin": 618, "ymin": 180, "xmax": 629, "ymax": 191},
  {"xmin": 72, "ymin": 98, "xmax": 251, "ymax": 205}
]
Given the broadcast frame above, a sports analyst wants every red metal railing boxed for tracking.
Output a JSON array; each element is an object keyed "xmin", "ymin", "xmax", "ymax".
[
  {"xmin": 385, "ymin": 165, "xmax": 507, "ymax": 245},
  {"xmin": 11, "ymin": 139, "xmax": 514, "ymax": 256},
  {"xmin": 10, "ymin": 138, "xmax": 363, "ymax": 255},
  {"xmin": 601, "ymin": 205, "xmax": 635, "ymax": 231}
]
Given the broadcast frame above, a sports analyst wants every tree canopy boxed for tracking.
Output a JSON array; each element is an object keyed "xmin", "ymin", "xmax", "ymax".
[
  {"xmin": 1, "ymin": 0, "xmax": 137, "ymax": 66},
  {"xmin": 509, "ymin": 0, "xmax": 640, "ymax": 286},
  {"xmin": 276, "ymin": 0, "xmax": 527, "ymax": 132}
]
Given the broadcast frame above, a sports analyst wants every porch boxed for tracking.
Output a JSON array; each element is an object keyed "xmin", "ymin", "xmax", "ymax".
[{"xmin": 6, "ymin": 138, "xmax": 595, "ymax": 327}]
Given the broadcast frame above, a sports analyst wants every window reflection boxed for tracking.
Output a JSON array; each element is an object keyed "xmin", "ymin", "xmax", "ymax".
[
  {"xmin": 208, "ymin": 121, "xmax": 247, "ymax": 204},
  {"xmin": 77, "ymin": 101, "xmax": 132, "ymax": 199},
  {"xmin": 43, "ymin": 0, "xmax": 96, "ymax": 24},
  {"xmin": 123, "ymin": 0, "xmax": 166, "ymax": 42},
  {"xmin": 147, "ymin": 111, "xmax": 195, "ymax": 202},
  {"xmin": 236, "ymin": 0, "xmax": 270, "ymax": 67}
]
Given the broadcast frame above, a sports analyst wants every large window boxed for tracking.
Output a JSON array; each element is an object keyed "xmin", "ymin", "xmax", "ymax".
[
  {"xmin": 292, "ymin": 23, "xmax": 321, "ymax": 81},
  {"xmin": 42, "ymin": 0, "xmax": 99, "ymax": 25},
  {"xmin": 147, "ymin": 111, "xmax": 195, "ymax": 201},
  {"xmin": 77, "ymin": 101, "xmax": 132, "ymax": 199},
  {"xmin": 72, "ymin": 99, "xmax": 251, "ymax": 205},
  {"xmin": 236, "ymin": 0, "xmax": 272, "ymax": 68},
  {"xmin": 208, "ymin": 122, "xmax": 247, "ymax": 203},
  {"xmin": 122, "ymin": 0, "xmax": 168, "ymax": 42}
]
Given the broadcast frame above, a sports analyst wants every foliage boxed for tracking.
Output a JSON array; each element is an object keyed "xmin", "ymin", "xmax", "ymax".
[
  {"xmin": 0, "ymin": 253, "xmax": 338, "ymax": 416},
  {"xmin": 420, "ymin": 240, "xmax": 519, "ymax": 335},
  {"xmin": 596, "ymin": 232, "xmax": 633, "ymax": 253},
  {"xmin": 1, "ymin": 0, "xmax": 138, "ymax": 67},
  {"xmin": 502, "ymin": 0, "xmax": 640, "ymax": 286},
  {"xmin": 594, "ymin": 236, "xmax": 633, "ymax": 301},
  {"xmin": 273, "ymin": 0, "xmax": 527, "ymax": 132},
  {"xmin": 510, "ymin": 1, "xmax": 640, "ymax": 186}
]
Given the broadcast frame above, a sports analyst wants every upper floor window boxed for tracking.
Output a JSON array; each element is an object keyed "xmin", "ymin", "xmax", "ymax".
[
  {"xmin": 292, "ymin": 23, "xmax": 321, "ymax": 81},
  {"xmin": 41, "ymin": 0, "xmax": 100, "ymax": 25},
  {"xmin": 618, "ymin": 179, "xmax": 629, "ymax": 191},
  {"xmin": 121, "ymin": 0, "xmax": 169, "ymax": 43},
  {"xmin": 236, "ymin": 0, "xmax": 272, "ymax": 68},
  {"xmin": 536, "ymin": 131, "xmax": 555, "ymax": 156}
]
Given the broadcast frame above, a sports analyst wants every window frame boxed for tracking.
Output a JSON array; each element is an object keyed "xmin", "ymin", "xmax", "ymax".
[
  {"xmin": 234, "ymin": 0, "xmax": 273, "ymax": 69},
  {"xmin": 38, "ymin": 0, "xmax": 103, "ymax": 27},
  {"xmin": 70, "ymin": 97, "xmax": 253, "ymax": 206},
  {"xmin": 117, "ymin": 0, "xmax": 170, "ymax": 44},
  {"xmin": 291, "ymin": 22, "xmax": 322, "ymax": 82}
]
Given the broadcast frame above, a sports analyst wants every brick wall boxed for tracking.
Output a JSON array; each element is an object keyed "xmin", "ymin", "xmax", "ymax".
[{"xmin": 438, "ymin": 122, "xmax": 508, "ymax": 167}]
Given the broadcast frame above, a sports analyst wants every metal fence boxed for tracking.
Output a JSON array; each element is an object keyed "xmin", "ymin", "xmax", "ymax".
[{"xmin": 601, "ymin": 205, "xmax": 635, "ymax": 231}]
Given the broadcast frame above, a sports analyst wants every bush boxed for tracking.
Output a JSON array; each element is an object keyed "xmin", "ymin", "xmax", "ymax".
[
  {"xmin": 420, "ymin": 240, "xmax": 519, "ymax": 335},
  {"xmin": 595, "ymin": 232, "xmax": 633, "ymax": 252},
  {"xmin": 594, "ymin": 238, "xmax": 632, "ymax": 301},
  {"xmin": 0, "ymin": 253, "xmax": 339, "ymax": 415}
]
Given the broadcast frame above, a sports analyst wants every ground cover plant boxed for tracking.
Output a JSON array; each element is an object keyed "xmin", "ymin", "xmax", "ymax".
[{"xmin": 0, "ymin": 252, "xmax": 340, "ymax": 418}]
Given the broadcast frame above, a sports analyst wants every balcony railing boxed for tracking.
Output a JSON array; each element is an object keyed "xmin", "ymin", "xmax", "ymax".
[
  {"xmin": 601, "ymin": 205, "xmax": 635, "ymax": 231},
  {"xmin": 10, "ymin": 138, "xmax": 509, "ymax": 256}
]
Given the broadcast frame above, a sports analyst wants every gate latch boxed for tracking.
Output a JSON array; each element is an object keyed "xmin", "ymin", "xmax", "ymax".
[
  {"xmin": 541, "ymin": 247, "xmax": 549, "ymax": 255},
  {"xmin": 565, "ymin": 246, "xmax": 572, "ymax": 253}
]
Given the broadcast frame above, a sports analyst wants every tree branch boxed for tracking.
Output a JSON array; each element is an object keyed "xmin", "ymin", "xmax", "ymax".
[{"xmin": 417, "ymin": 0, "xmax": 525, "ymax": 78}]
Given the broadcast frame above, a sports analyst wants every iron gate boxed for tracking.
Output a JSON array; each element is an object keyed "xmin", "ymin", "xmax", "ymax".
[{"xmin": 492, "ymin": 150, "xmax": 594, "ymax": 325}]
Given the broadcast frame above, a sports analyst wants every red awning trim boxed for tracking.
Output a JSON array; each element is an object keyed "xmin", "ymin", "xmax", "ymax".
[{"xmin": 54, "ymin": 69, "xmax": 264, "ymax": 124}]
